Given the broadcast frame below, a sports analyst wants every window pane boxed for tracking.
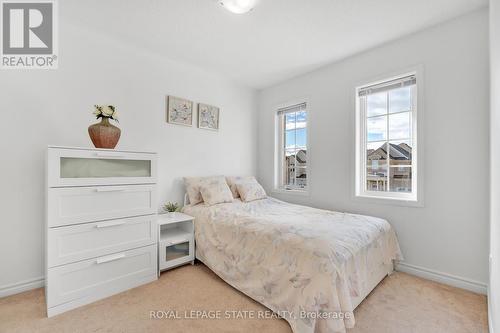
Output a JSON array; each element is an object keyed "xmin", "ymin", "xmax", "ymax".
[
  {"xmin": 284, "ymin": 154, "xmax": 295, "ymax": 188},
  {"xmin": 280, "ymin": 106, "xmax": 307, "ymax": 191},
  {"xmin": 367, "ymin": 141, "xmax": 386, "ymax": 151},
  {"xmin": 285, "ymin": 130, "xmax": 296, "ymax": 148},
  {"xmin": 285, "ymin": 149, "xmax": 296, "ymax": 158},
  {"xmin": 389, "ymin": 167, "xmax": 412, "ymax": 192},
  {"xmin": 367, "ymin": 141, "xmax": 387, "ymax": 169},
  {"xmin": 366, "ymin": 168, "xmax": 387, "ymax": 192},
  {"xmin": 389, "ymin": 87, "xmax": 411, "ymax": 113},
  {"xmin": 296, "ymin": 128, "xmax": 307, "ymax": 148},
  {"xmin": 285, "ymin": 165, "xmax": 294, "ymax": 187},
  {"xmin": 358, "ymin": 76, "xmax": 416, "ymax": 198},
  {"xmin": 367, "ymin": 92, "xmax": 387, "ymax": 117},
  {"xmin": 366, "ymin": 141, "xmax": 387, "ymax": 192},
  {"xmin": 296, "ymin": 111, "xmax": 307, "ymax": 128},
  {"xmin": 295, "ymin": 166, "xmax": 307, "ymax": 189},
  {"xmin": 284, "ymin": 150, "xmax": 307, "ymax": 189},
  {"xmin": 367, "ymin": 115, "xmax": 387, "ymax": 142},
  {"xmin": 388, "ymin": 112, "xmax": 411, "ymax": 140},
  {"xmin": 389, "ymin": 141, "xmax": 412, "ymax": 166},
  {"xmin": 366, "ymin": 160, "xmax": 387, "ymax": 181},
  {"xmin": 285, "ymin": 112, "xmax": 296, "ymax": 130},
  {"xmin": 367, "ymin": 142, "xmax": 388, "ymax": 163},
  {"xmin": 367, "ymin": 159, "xmax": 387, "ymax": 174}
]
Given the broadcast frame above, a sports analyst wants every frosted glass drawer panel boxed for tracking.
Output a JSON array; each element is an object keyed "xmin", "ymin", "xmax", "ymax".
[
  {"xmin": 48, "ymin": 147, "xmax": 157, "ymax": 187},
  {"xmin": 60, "ymin": 158, "xmax": 151, "ymax": 178},
  {"xmin": 166, "ymin": 242, "xmax": 189, "ymax": 261},
  {"xmin": 159, "ymin": 236, "xmax": 194, "ymax": 270},
  {"xmin": 47, "ymin": 215, "xmax": 157, "ymax": 267},
  {"xmin": 46, "ymin": 245, "xmax": 157, "ymax": 308},
  {"xmin": 48, "ymin": 185, "xmax": 156, "ymax": 227}
]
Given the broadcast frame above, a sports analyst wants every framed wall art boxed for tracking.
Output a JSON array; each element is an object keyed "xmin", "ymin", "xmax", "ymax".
[
  {"xmin": 198, "ymin": 103, "xmax": 220, "ymax": 130},
  {"xmin": 166, "ymin": 96, "xmax": 194, "ymax": 126}
]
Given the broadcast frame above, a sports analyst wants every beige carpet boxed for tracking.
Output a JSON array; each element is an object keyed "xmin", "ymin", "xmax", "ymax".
[{"xmin": 0, "ymin": 264, "xmax": 488, "ymax": 333}]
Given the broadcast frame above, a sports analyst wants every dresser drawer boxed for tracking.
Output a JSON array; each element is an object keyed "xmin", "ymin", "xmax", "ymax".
[
  {"xmin": 48, "ymin": 185, "xmax": 156, "ymax": 227},
  {"xmin": 46, "ymin": 245, "xmax": 157, "ymax": 309},
  {"xmin": 47, "ymin": 215, "xmax": 157, "ymax": 267},
  {"xmin": 48, "ymin": 147, "xmax": 157, "ymax": 187}
]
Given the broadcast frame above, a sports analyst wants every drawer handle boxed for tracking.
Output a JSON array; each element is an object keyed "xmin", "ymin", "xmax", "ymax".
[
  {"xmin": 95, "ymin": 220, "xmax": 127, "ymax": 228},
  {"xmin": 95, "ymin": 187, "xmax": 127, "ymax": 193},
  {"xmin": 95, "ymin": 153, "xmax": 125, "ymax": 158},
  {"xmin": 96, "ymin": 253, "xmax": 126, "ymax": 264}
]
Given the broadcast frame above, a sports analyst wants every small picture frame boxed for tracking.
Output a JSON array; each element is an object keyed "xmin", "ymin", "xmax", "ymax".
[
  {"xmin": 166, "ymin": 95, "xmax": 194, "ymax": 126},
  {"xmin": 198, "ymin": 103, "xmax": 220, "ymax": 131}
]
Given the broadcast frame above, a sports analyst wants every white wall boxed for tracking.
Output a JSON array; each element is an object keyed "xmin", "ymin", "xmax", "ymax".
[
  {"xmin": 0, "ymin": 21, "xmax": 257, "ymax": 294},
  {"xmin": 490, "ymin": 0, "xmax": 500, "ymax": 331},
  {"xmin": 257, "ymin": 9, "xmax": 489, "ymax": 290}
]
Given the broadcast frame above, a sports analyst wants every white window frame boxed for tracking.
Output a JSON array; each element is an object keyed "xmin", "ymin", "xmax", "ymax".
[
  {"xmin": 354, "ymin": 69, "xmax": 423, "ymax": 206},
  {"xmin": 274, "ymin": 101, "xmax": 309, "ymax": 194}
]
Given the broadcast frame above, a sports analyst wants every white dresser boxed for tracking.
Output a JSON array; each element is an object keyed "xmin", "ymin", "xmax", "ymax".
[{"xmin": 45, "ymin": 146, "xmax": 158, "ymax": 317}]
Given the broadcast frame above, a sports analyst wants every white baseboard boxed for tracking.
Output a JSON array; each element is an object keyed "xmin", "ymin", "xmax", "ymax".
[
  {"xmin": 0, "ymin": 276, "xmax": 45, "ymax": 298},
  {"xmin": 0, "ymin": 264, "xmax": 489, "ymax": 300},
  {"xmin": 396, "ymin": 262, "xmax": 487, "ymax": 295}
]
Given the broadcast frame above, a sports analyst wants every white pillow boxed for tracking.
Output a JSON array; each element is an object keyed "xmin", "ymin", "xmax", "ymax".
[
  {"xmin": 226, "ymin": 176, "xmax": 256, "ymax": 198},
  {"xmin": 183, "ymin": 175, "xmax": 226, "ymax": 205},
  {"xmin": 236, "ymin": 181, "xmax": 267, "ymax": 202},
  {"xmin": 199, "ymin": 179, "xmax": 233, "ymax": 206}
]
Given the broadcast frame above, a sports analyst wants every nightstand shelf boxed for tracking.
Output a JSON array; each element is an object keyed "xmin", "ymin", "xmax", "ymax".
[
  {"xmin": 157, "ymin": 213, "xmax": 195, "ymax": 274},
  {"xmin": 160, "ymin": 227, "xmax": 191, "ymax": 243}
]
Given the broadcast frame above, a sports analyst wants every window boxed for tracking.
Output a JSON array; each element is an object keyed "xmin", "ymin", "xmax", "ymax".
[
  {"xmin": 355, "ymin": 73, "xmax": 418, "ymax": 202},
  {"xmin": 276, "ymin": 103, "xmax": 308, "ymax": 191}
]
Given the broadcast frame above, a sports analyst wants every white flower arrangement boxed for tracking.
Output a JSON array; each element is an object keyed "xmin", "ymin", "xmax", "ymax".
[{"xmin": 93, "ymin": 105, "xmax": 118, "ymax": 121}]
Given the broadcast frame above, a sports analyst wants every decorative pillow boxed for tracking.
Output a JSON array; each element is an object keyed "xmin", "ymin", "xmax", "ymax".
[
  {"xmin": 236, "ymin": 181, "xmax": 267, "ymax": 202},
  {"xmin": 199, "ymin": 179, "xmax": 233, "ymax": 206},
  {"xmin": 183, "ymin": 175, "xmax": 226, "ymax": 205},
  {"xmin": 226, "ymin": 176, "xmax": 256, "ymax": 198}
]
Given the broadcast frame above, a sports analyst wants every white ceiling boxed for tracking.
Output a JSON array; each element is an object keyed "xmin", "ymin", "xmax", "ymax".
[{"xmin": 64, "ymin": 0, "xmax": 488, "ymax": 89}]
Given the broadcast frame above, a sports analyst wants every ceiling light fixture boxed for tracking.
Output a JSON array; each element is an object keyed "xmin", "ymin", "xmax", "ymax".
[{"xmin": 219, "ymin": 0, "xmax": 257, "ymax": 14}]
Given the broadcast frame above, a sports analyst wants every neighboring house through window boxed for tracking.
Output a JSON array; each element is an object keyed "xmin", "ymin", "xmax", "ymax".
[
  {"xmin": 276, "ymin": 103, "xmax": 308, "ymax": 191},
  {"xmin": 355, "ymin": 72, "xmax": 419, "ymax": 202}
]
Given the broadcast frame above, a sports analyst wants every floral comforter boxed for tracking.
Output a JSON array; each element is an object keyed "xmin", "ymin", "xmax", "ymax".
[{"xmin": 183, "ymin": 198, "xmax": 402, "ymax": 333}]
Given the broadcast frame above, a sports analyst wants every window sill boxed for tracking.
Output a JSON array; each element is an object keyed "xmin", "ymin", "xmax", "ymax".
[
  {"xmin": 272, "ymin": 188, "xmax": 310, "ymax": 197},
  {"xmin": 353, "ymin": 194, "xmax": 423, "ymax": 207}
]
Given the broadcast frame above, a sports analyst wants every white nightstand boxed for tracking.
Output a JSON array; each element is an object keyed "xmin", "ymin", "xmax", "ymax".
[{"xmin": 157, "ymin": 213, "xmax": 195, "ymax": 276}]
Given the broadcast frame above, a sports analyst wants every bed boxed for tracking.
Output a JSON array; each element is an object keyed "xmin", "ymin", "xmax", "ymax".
[{"xmin": 182, "ymin": 196, "xmax": 402, "ymax": 333}]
